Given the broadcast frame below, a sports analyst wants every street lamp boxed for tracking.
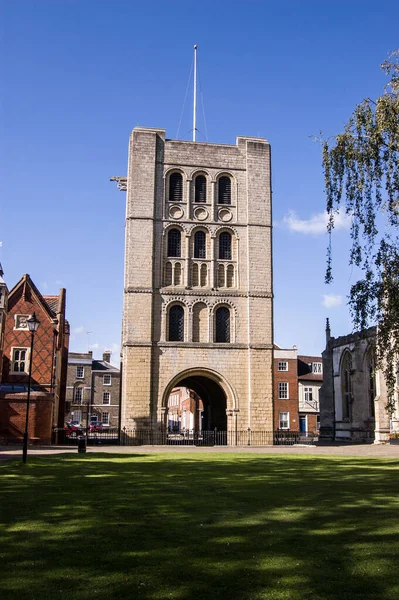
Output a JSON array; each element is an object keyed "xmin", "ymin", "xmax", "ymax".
[{"xmin": 22, "ymin": 312, "xmax": 40, "ymax": 464}]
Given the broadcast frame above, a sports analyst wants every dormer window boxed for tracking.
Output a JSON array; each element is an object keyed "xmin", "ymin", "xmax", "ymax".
[{"xmin": 312, "ymin": 362, "xmax": 322, "ymax": 374}]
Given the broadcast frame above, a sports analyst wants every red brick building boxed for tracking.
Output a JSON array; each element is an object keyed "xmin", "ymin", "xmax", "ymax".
[
  {"xmin": 273, "ymin": 346, "xmax": 299, "ymax": 431},
  {"xmin": 273, "ymin": 346, "xmax": 322, "ymax": 435},
  {"xmin": 0, "ymin": 274, "xmax": 69, "ymax": 444}
]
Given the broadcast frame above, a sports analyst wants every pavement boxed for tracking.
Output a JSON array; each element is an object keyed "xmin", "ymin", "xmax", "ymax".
[{"xmin": 1, "ymin": 442, "xmax": 399, "ymax": 461}]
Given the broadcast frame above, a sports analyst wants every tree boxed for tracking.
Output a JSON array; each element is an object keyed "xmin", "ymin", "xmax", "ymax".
[{"xmin": 322, "ymin": 50, "xmax": 399, "ymax": 412}]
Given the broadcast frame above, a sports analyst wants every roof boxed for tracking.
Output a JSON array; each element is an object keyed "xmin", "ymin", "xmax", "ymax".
[
  {"xmin": 8, "ymin": 274, "xmax": 66, "ymax": 323},
  {"xmin": 297, "ymin": 355, "xmax": 322, "ymax": 364},
  {"xmin": 43, "ymin": 295, "xmax": 59, "ymax": 316},
  {"xmin": 92, "ymin": 360, "xmax": 120, "ymax": 373},
  {"xmin": 298, "ymin": 373, "xmax": 323, "ymax": 382},
  {"xmin": 297, "ymin": 355, "xmax": 323, "ymax": 381}
]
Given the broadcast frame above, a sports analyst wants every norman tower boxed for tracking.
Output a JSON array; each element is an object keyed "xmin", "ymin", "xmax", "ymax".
[{"xmin": 120, "ymin": 127, "xmax": 273, "ymax": 434}]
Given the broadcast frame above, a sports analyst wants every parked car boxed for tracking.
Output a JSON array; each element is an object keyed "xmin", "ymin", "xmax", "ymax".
[
  {"xmin": 89, "ymin": 422, "xmax": 104, "ymax": 433},
  {"xmin": 64, "ymin": 423, "xmax": 85, "ymax": 438}
]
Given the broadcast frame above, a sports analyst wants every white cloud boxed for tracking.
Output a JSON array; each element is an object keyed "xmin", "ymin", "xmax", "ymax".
[
  {"xmin": 322, "ymin": 294, "xmax": 343, "ymax": 308},
  {"xmin": 89, "ymin": 343, "xmax": 100, "ymax": 351},
  {"xmin": 72, "ymin": 326, "xmax": 85, "ymax": 335},
  {"xmin": 283, "ymin": 209, "xmax": 351, "ymax": 236}
]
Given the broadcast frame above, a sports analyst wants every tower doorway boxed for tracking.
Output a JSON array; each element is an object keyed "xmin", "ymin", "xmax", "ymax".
[{"xmin": 164, "ymin": 372, "xmax": 229, "ymax": 432}]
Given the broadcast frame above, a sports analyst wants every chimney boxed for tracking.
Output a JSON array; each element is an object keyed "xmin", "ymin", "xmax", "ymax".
[{"xmin": 103, "ymin": 350, "xmax": 111, "ymax": 363}]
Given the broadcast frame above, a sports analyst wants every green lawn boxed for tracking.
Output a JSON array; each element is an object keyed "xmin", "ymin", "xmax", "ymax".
[{"xmin": 1, "ymin": 453, "xmax": 399, "ymax": 600}]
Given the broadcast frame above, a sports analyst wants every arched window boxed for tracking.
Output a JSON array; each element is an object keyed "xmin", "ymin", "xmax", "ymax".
[
  {"xmin": 195, "ymin": 175, "xmax": 206, "ymax": 203},
  {"xmin": 169, "ymin": 305, "xmax": 184, "ymax": 341},
  {"xmin": 193, "ymin": 303, "xmax": 208, "ymax": 342},
  {"xmin": 168, "ymin": 229, "xmax": 181, "ymax": 257},
  {"xmin": 169, "ymin": 173, "xmax": 183, "ymax": 202},
  {"xmin": 341, "ymin": 351, "xmax": 352, "ymax": 419},
  {"xmin": 366, "ymin": 348, "xmax": 376, "ymax": 418},
  {"xmin": 215, "ymin": 306, "xmax": 230, "ymax": 343},
  {"xmin": 194, "ymin": 231, "xmax": 206, "ymax": 259},
  {"xmin": 164, "ymin": 262, "xmax": 172, "ymax": 286},
  {"xmin": 219, "ymin": 232, "xmax": 232, "ymax": 260},
  {"xmin": 218, "ymin": 176, "xmax": 231, "ymax": 204}
]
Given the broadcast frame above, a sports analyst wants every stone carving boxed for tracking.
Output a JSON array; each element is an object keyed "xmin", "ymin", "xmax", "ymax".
[
  {"xmin": 193, "ymin": 207, "xmax": 208, "ymax": 221},
  {"xmin": 169, "ymin": 205, "xmax": 184, "ymax": 220}
]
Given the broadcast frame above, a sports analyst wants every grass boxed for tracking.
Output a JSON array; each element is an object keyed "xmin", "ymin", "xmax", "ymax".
[{"xmin": 1, "ymin": 453, "xmax": 399, "ymax": 600}]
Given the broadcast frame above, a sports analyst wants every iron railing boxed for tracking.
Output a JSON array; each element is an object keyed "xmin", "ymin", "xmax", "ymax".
[
  {"xmin": 53, "ymin": 427, "xmax": 120, "ymax": 446},
  {"xmin": 53, "ymin": 427, "xmax": 318, "ymax": 447},
  {"xmin": 119, "ymin": 429, "xmax": 318, "ymax": 447}
]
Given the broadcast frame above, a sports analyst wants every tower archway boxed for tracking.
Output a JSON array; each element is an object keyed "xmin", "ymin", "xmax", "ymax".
[{"xmin": 162, "ymin": 368, "xmax": 236, "ymax": 431}]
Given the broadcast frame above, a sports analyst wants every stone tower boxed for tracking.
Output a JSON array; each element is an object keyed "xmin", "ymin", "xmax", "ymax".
[{"xmin": 120, "ymin": 127, "xmax": 273, "ymax": 435}]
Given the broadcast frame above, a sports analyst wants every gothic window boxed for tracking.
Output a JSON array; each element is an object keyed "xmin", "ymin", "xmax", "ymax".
[
  {"xmin": 195, "ymin": 175, "xmax": 206, "ymax": 203},
  {"xmin": 169, "ymin": 172, "xmax": 183, "ymax": 202},
  {"xmin": 193, "ymin": 303, "xmax": 207, "ymax": 343},
  {"xmin": 169, "ymin": 305, "xmax": 184, "ymax": 341},
  {"xmin": 218, "ymin": 264, "xmax": 225, "ymax": 287},
  {"xmin": 174, "ymin": 262, "xmax": 182, "ymax": 286},
  {"xmin": 168, "ymin": 229, "xmax": 181, "ymax": 257},
  {"xmin": 366, "ymin": 349, "xmax": 376, "ymax": 418},
  {"xmin": 219, "ymin": 232, "xmax": 232, "ymax": 260},
  {"xmin": 218, "ymin": 176, "xmax": 231, "ymax": 205},
  {"xmin": 341, "ymin": 351, "xmax": 352, "ymax": 419},
  {"xmin": 192, "ymin": 263, "xmax": 199, "ymax": 287},
  {"xmin": 200, "ymin": 264, "xmax": 207, "ymax": 287},
  {"xmin": 164, "ymin": 262, "xmax": 173, "ymax": 286},
  {"xmin": 226, "ymin": 264, "xmax": 234, "ymax": 288},
  {"xmin": 215, "ymin": 306, "xmax": 230, "ymax": 343},
  {"xmin": 194, "ymin": 231, "xmax": 206, "ymax": 259}
]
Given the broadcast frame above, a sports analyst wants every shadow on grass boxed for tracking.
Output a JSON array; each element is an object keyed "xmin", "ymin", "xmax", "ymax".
[{"xmin": 1, "ymin": 453, "xmax": 399, "ymax": 600}]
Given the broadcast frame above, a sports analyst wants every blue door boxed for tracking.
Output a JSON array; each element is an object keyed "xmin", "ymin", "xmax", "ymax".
[{"xmin": 299, "ymin": 416, "xmax": 307, "ymax": 433}]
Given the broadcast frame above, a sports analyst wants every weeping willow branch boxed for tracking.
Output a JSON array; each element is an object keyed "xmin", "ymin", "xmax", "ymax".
[{"xmin": 322, "ymin": 50, "xmax": 399, "ymax": 414}]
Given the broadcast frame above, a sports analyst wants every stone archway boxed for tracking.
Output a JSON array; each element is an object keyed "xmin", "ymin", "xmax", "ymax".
[{"xmin": 162, "ymin": 368, "xmax": 236, "ymax": 431}]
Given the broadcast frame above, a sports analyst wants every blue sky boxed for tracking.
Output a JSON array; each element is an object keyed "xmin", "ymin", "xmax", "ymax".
[{"xmin": 1, "ymin": 0, "xmax": 398, "ymax": 362}]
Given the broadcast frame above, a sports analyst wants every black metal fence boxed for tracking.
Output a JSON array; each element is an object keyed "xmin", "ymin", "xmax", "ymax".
[
  {"xmin": 119, "ymin": 429, "xmax": 318, "ymax": 447},
  {"xmin": 53, "ymin": 428, "xmax": 119, "ymax": 446},
  {"xmin": 53, "ymin": 427, "xmax": 318, "ymax": 447}
]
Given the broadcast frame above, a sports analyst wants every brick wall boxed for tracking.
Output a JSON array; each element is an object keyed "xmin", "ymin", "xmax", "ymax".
[{"xmin": 273, "ymin": 358, "xmax": 299, "ymax": 431}]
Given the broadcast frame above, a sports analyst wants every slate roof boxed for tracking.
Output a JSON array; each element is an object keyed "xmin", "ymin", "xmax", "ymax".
[
  {"xmin": 43, "ymin": 295, "xmax": 59, "ymax": 317},
  {"xmin": 92, "ymin": 360, "xmax": 120, "ymax": 373},
  {"xmin": 298, "ymin": 372, "xmax": 323, "ymax": 382}
]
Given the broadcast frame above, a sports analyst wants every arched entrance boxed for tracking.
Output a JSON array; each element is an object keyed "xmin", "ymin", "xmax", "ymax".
[{"xmin": 162, "ymin": 369, "xmax": 234, "ymax": 432}]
